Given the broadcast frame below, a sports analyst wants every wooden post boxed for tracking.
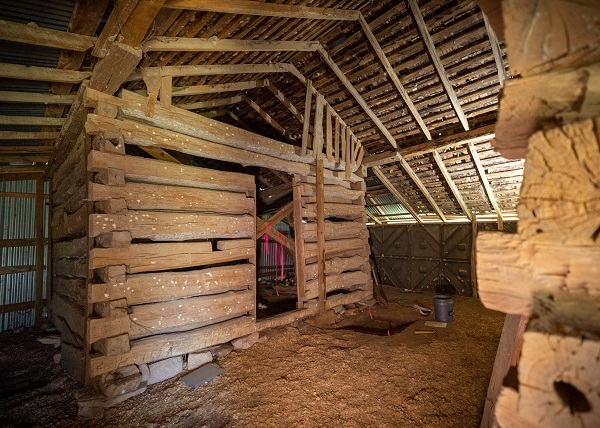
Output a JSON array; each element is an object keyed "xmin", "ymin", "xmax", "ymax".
[
  {"xmin": 293, "ymin": 176, "xmax": 306, "ymax": 308},
  {"xmin": 34, "ymin": 175, "xmax": 45, "ymax": 327},
  {"xmin": 301, "ymin": 79, "xmax": 313, "ymax": 156},
  {"xmin": 471, "ymin": 212, "xmax": 478, "ymax": 298},
  {"xmin": 314, "ymin": 94, "xmax": 326, "ymax": 313}
]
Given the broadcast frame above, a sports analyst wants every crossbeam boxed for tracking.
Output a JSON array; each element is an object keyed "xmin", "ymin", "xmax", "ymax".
[
  {"xmin": 0, "ymin": 19, "xmax": 96, "ymax": 51},
  {"xmin": 144, "ymin": 37, "xmax": 320, "ymax": 52}
]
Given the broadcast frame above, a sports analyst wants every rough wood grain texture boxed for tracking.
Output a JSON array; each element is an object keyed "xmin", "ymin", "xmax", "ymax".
[
  {"xmin": 91, "ymin": 242, "xmax": 253, "ymax": 273},
  {"xmin": 88, "ymin": 181, "xmax": 254, "ymax": 214},
  {"xmin": 89, "ymin": 264, "xmax": 254, "ymax": 305},
  {"xmin": 292, "ymin": 176, "xmax": 307, "ymax": 305},
  {"xmin": 517, "ymin": 331, "xmax": 600, "ymax": 427},
  {"xmin": 88, "ymin": 150, "xmax": 255, "ymax": 194},
  {"xmin": 518, "ymin": 118, "xmax": 600, "ymax": 245},
  {"xmin": 503, "ymin": 0, "xmax": 600, "ymax": 77},
  {"xmin": 492, "ymin": 64, "xmax": 600, "ymax": 159},
  {"xmin": 305, "ymin": 270, "xmax": 371, "ymax": 300},
  {"xmin": 477, "ymin": 232, "xmax": 600, "ymax": 315},
  {"xmin": 304, "ymin": 237, "xmax": 369, "ymax": 261},
  {"xmin": 90, "ymin": 43, "xmax": 143, "ymax": 95},
  {"xmin": 303, "ymin": 221, "xmax": 367, "ymax": 242},
  {"xmin": 0, "ymin": 62, "xmax": 91, "ymax": 83},
  {"xmin": 0, "ymin": 19, "xmax": 96, "ymax": 51},
  {"xmin": 129, "ymin": 290, "xmax": 254, "ymax": 339},
  {"xmin": 305, "ymin": 256, "xmax": 367, "ymax": 282}
]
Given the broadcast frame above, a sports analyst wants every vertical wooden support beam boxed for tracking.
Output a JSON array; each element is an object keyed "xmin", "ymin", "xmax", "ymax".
[
  {"xmin": 325, "ymin": 105, "xmax": 333, "ymax": 162},
  {"xmin": 160, "ymin": 75, "xmax": 172, "ymax": 109},
  {"xmin": 314, "ymin": 94, "xmax": 326, "ymax": 314},
  {"xmin": 292, "ymin": 176, "xmax": 306, "ymax": 308},
  {"xmin": 346, "ymin": 131, "xmax": 353, "ymax": 181},
  {"xmin": 334, "ymin": 115, "xmax": 340, "ymax": 163},
  {"xmin": 432, "ymin": 149, "xmax": 471, "ymax": 220},
  {"xmin": 399, "ymin": 157, "xmax": 446, "ymax": 222},
  {"xmin": 301, "ymin": 79, "xmax": 313, "ymax": 156},
  {"xmin": 34, "ymin": 175, "xmax": 45, "ymax": 327},
  {"xmin": 408, "ymin": 0, "xmax": 469, "ymax": 131},
  {"xmin": 372, "ymin": 166, "xmax": 423, "ymax": 223},
  {"xmin": 480, "ymin": 314, "xmax": 528, "ymax": 428},
  {"xmin": 482, "ymin": 12, "xmax": 506, "ymax": 88},
  {"xmin": 341, "ymin": 124, "xmax": 347, "ymax": 162},
  {"xmin": 84, "ymin": 127, "xmax": 94, "ymax": 385},
  {"xmin": 467, "ymin": 141, "xmax": 503, "ymax": 229}
]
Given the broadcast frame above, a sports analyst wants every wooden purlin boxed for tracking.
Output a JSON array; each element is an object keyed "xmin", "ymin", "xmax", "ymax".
[
  {"xmin": 371, "ymin": 166, "xmax": 422, "ymax": 223},
  {"xmin": 467, "ymin": 141, "xmax": 504, "ymax": 229}
]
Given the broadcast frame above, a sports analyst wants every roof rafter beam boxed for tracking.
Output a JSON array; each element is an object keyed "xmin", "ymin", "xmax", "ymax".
[
  {"xmin": 0, "ymin": 91, "xmax": 75, "ymax": 105},
  {"xmin": 0, "ymin": 131, "xmax": 60, "ymax": 140},
  {"xmin": 0, "ymin": 19, "xmax": 96, "ymax": 51},
  {"xmin": 163, "ymin": 0, "xmax": 360, "ymax": 21},
  {"xmin": 172, "ymin": 80, "xmax": 267, "ymax": 97},
  {"xmin": 399, "ymin": 158, "xmax": 447, "ymax": 222},
  {"xmin": 357, "ymin": 15, "xmax": 431, "ymax": 141},
  {"xmin": 265, "ymin": 78, "xmax": 304, "ymax": 124},
  {"xmin": 432, "ymin": 150, "xmax": 472, "ymax": 221},
  {"xmin": 467, "ymin": 141, "xmax": 504, "ymax": 228},
  {"xmin": 407, "ymin": 0, "xmax": 469, "ymax": 131},
  {"xmin": 176, "ymin": 95, "xmax": 244, "ymax": 110},
  {"xmin": 242, "ymin": 95, "xmax": 293, "ymax": 141},
  {"xmin": 0, "ymin": 116, "xmax": 66, "ymax": 126},
  {"xmin": 0, "ymin": 63, "xmax": 91, "ymax": 84},
  {"xmin": 365, "ymin": 209, "xmax": 383, "ymax": 224},
  {"xmin": 143, "ymin": 37, "xmax": 321, "ymax": 52},
  {"xmin": 482, "ymin": 11, "xmax": 507, "ymax": 87},
  {"xmin": 372, "ymin": 166, "xmax": 422, "ymax": 223}
]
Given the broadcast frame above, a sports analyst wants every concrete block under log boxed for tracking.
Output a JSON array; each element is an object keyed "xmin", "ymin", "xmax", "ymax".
[
  {"xmin": 147, "ymin": 356, "xmax": 183, "ymax": 385},
  {"xmin": 98, "ymin": 364, "xmax": 141, "ymax": 398},
  {"xmin": 187, "ymin": 351, "xmax": 213, "ymax": 370}
]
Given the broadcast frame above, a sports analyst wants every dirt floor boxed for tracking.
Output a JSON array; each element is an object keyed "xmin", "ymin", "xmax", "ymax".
[{"xmin": 0, "ymin": 290, "xmax": 505, "ymax": 428}]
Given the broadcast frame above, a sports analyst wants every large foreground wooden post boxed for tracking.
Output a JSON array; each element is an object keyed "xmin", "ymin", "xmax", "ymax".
[{"xmin": 478, "ymin": 1, "xmax": 600, "ymax": 426}]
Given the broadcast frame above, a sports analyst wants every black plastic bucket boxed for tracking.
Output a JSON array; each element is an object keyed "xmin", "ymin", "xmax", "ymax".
[{"xmin": 432, "ymin": 295, "xmax": 454, "ymax": 322}]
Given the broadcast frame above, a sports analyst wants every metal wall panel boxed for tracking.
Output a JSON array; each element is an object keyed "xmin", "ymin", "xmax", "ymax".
[{"xmin": 369, "ymin": 223, "xmax": 476, "ymax": 296}]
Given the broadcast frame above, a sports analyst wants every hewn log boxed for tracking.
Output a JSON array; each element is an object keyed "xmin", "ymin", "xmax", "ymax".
[
  {"xmin": 0, "ymin": 19, "xmax": 96, "ymax": 51},
  {"xmin": 305, "ymin": 270, "xmax": 371, "ymax": 300},
  {"xmin": 303, "ymin": 221, "xmax": 367, "ymax": 242},
  {"xmin": 302, "ymin": 202, "xmax": 365, "ymax": 220},
  {"xmin": 89, "ymin": 264, "xmax": 254, "ymax": 305},
  {"xmin": 305, "ymin": 255, "xmax": 368, "ymax": 281},
  {"xmin": 305, "ymin": 237, "xmax": 369, "ymax": 261}
]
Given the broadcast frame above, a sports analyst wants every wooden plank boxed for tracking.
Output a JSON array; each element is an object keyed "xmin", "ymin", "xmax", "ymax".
[
  {"xmin": 357, "ymin": 14, "xmax": 431, "ymax": 140},
  {"xmin": 303, "ymin": 221, "xmax": 367, "ymax": 242},
  {"xmin": 34, "ymin": 177, "xmax": 44, "ymax": 327},
  {"xmin": 91, "ymin": 242, "xmax": 253, "ymax": 273},
  {"xmin": 301, "ymin": 79, "xmax": 313, "ymax": 156},
  {"xmin": 0, "ymin": 299, "xmax": 38, "ymax": 314},
  {"xmin": 305, "ymin": 270, "xmax": 371, "ymax": 300},
  {"xmin": 88, "ymin": 150, "xmax": 255, "ymax": 194},
  {"xmin": 471, "ymin": 213, "xmax": 478, "ymax": 298},
  {"xmin": 371, "ymin": 166, "xmax": 422, "ymax": 223},
  {"xmin": 92, "ymin": 0, "xmax": 139, "ymax": 58},
  {"xmin": 316, "ymin": 153, "xmax": 326, "ymax": 313},
  {"xmin": 89, "ymin": 211, "xmax": 255, "ymax": 241},
  {"xmin": 258, "ymin": 182, "xmax": 293, "ymax": 205},
  {"xmin": 0, "ymin": 19, "xmax": 96, "ymax": 51},
  {"xmin": 334, "ymin": 115, "xmax": 340, "ymax": 163},
  {"xmin": 407, "ymin": 0, "xmax": 469, "ymax": 131},
  {"xmin": 0, "ymin": 265, "xmax": 37, "ymax": 275},
  {"xmin": 0, "ymin": 62, "xmax": 91, "ymax": 83},
  {"xmin": 90, "ymin": 42, "xmax": 143, "ymax": 95},
  {"xmin": 0, "ymin": 91, "xmax": 75, "ymax": 105},
  {"xmin": 293, "ymin": 176, "xmax": 307, "ymax": 306},
  {"xmin": 177, "ymin": 95, "xmax": 244, "ymax": 110},
  {"xmin": 325, "ymin": 105, "xmax": 333, "ymax": 162},
  {"xmin": 143, "ymin": 37, "xmax": 320, "ymax": 52},
  {"xmin": 129, "ymin": 290, "xmax": 254, "ymax": 339},
  {"xmin": 480, "ymin": 314, "xmax": 528, "ymax": 428},
  {"xmin": 302, "ymin": 202, "xmax": 365, "ymax": 220},
  {"xmin": 299, "ymin": 182, "xmax": 363, "ymax": 202},
  {"xmin": 482, "ymin": 12, "xmax": 506, "ymax": 87},
  {"xmin": 172, "ymin": 80, "xmax": 266, "ymax": 96},
  {"xmin": 159, "ymin": 75, "xmax": 172, "ymax": 109},
  {"xmin": 317, "ymin": 45, "xmax": 398, "ymax": 149},
  {"xmin": 0, "ymin": 116, "xmax": 65, "ymax": 126},
  {"xmin": 148, "ymin": 62, "xmax": 294, "ymax": 78},
  {"xmin": 0, "ymin": 131, "xmax": 59, "ymax": 140},
  {"xmin": 265, "ymin": 79, "xmax": 304, "ymax": 124},
  {"xmin": 162, "ymin": 0, "xmax": 360, "ymax": 20},
  {"xmin": 89, "ymin": 264, "xmax": 254, "ymax": 305},
  {"xmin": 256, "ymin": 202, "xmax": 293, "ymax": 236},
  {"xmin": 304, "ymin": 237, "xmax": 369, "ymax": 261},
  {"xmin": 305, "ymin": 255, "xmax": 367, "ymax": 282},
  {"xmin": 89, "ymin": 182, "xmax": 253, "ymax": 214},
  {"xmin": 0, "ymin": 238, "xmax": 45, "ymax": 247},
  {"xmin": 243, "ymin": 96, "xmax": 291, "ymax": 139},
  {"xmin": 432, "ymin": 150, "xmax": 471, "ymax": 220},
  {"xmin": 467, "ymin": 141, "xmax": 503, "ymax": 227}
]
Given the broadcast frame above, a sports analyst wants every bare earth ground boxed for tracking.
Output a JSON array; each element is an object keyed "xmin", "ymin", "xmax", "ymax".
[{"xmin": 0, "ymin": 291, "xmax": 504, "ymax": 428}]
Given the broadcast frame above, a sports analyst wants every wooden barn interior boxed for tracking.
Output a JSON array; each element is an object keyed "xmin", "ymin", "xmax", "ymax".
[{"xmin": 0, "ymin": 0, "xmax": 598, "ymax": 426}]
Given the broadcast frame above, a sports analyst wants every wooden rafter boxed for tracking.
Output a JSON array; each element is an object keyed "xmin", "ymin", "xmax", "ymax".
[
  {"xmin": 256, "ymin": 201, "xmax": 293, "ymax": 236},
  {"xmin": 0, "ymin": 20, "xmax": 96, "ymax": 51},
  {"xmin": 265, "ymin": 79, "xmax": 304, "ymax": 124},
  {"xmin": 0, "ymin": 63, "xmax": 91, "ymax": 83},
  {"xmin": 140, "ymin": 63, "xmax": 294, "ymax": 78},
  {"xmin": 301, "ymin": 79, "xmax": 313, "ymax": 156},
  {"xmin": 177, "ymin": 95, "xmax": 244, "ymax": 110},
  {"xmin": 371, "ymin": 166, "xmax": 422, "ymax": 223},
  {"xmin": 259, "ymin": 182, "xmax": 293, "ymax": 205},
  {"xmin": 368, "ymin": 196, "xmax": 388, "ymax": 223},
  {"xmin": 0, "ymin": 131, "xmax": 60, "ymax": 140},
  {"xmin": 431, "ymin": 150, "xmax": 472, "ymax": 220},
  {"xmin": 482, "ymin": 11, "xmax": 507, "ymax": 87},
  {"xmin": 357, "ymin": 15, "xmax": 431, "ymax": 141},
  {"xmin": 365, "ymin": 209, "xmax": 382, "ymax": 224},
  {"xmin": 172, "ymin": 80, "xmax": 266, "ymax": 97},
  {"xmin": 143, "ymin": 37, "xmax": 321, "ymax": 52},
  {"xmin": 162, "ymin": 0, "xmax": 360, "ymax": 21},
  {"xmin": 0, "ymin": 116, "xmax": 66, "ymax": 126},
  {"xmin": 257, "ymin": 218, "xmax": 295, "ymax": 255},
  {"xmin": 467, "ymin": 141, "xmax": 504, "ymax": 228},
  {"xmin": 243, "ymin": 95, "xmax": 293, "ymax": 140},
  {"xmin": 407, "ymin": 0, "xmax": 469, "ymax": 131},
  {"xmin": 0, "ymin": 91, "xmax": 75, "ymax": 105},
  {"xmin": 399, "ymin": 158, "xmax": 447, "ymax": 222}
]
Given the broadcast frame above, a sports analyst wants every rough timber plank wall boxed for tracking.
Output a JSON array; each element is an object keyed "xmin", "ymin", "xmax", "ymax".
[{"xmin": 477, "ymin": 1, "xmax": 600, "ymax": 426}]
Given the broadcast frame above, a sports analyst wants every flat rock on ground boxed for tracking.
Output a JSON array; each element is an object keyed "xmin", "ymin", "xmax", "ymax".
[{"xmin": 0, "ymin": 291, "xmax": 504, "ymax": 427}]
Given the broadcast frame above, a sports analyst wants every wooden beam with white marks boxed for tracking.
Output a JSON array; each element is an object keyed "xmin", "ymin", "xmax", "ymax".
[
  {"xmin": 372, "ymin": 166, "xmax": 422, "ymax": 223},
  {"xmin": 144, "ymin": 63, "xmax": 294, "ymax": 78},
  {"xmin": 0, "ymin": 63, "xmax": 92, "ymax": 84},
  {"xmin": 0, "ymin": 20, "xmax": 96, "ymax": 51},
  {"xmin": 0, "ymin": 116, "xmax": 66, "ymax": 126},
  {"xmin": 177, "ymin": 95, "xmax": 244, "ymax": 110},
  {"xmin": 0, "ymin": 91, "xmax": 75, "ymax": 105},
  {"xmin": 357, "ymin": 15, "xmax": 431, "ymax": 141},
  {"xmin": 172, "ymin": 80, "xmax": 266, "ymax": 97},
  {"xmin": 482, "ymin": 12, "xmax": 507, "ymax": 87},
  {"xmin": 399, "ymin": 157, "xmax": 446, "ymax": 222},
  {"xmin": 162, "ymin": 0, "xmax": 360, "ymax": 21},
  {"xmin": 408, "ymin": 0, "xmax": 469, "ymax": 131},
  {"xmin": 467, "ymin": 141, "xmax": 503, "ymax": 228},
  {"xmin": 143, "ymin": 37, "xmax": 320, "ymax": 52},
  {"xmin": 432, "ymin": 150, "xmax": 472, "ymax": 220}
]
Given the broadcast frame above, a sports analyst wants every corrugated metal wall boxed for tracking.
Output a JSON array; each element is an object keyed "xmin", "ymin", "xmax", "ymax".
[{"xmin": 0, "ymin": 180, "xmax": 49, "ymax": 331}]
